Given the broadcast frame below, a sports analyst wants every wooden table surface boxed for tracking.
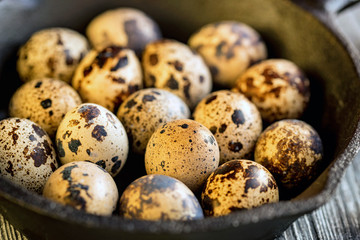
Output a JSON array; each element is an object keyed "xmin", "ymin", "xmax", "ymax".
[{"xmin": 1, "ymin": 3, "xmax": 360, "ymax": 240}]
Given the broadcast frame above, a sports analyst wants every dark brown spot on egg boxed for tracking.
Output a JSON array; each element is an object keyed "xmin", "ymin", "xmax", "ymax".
[
  {"xmin": 228, "ymin": 141, "xmax": 243, "ymax": 152},
  {"xmin": 29, "ymin": 135, "xmax": 36, "ymax": 142},
  {"xmin": 78, "ymin": 105, "xmax": 100, "ymax": 123},
  {"xmin": 47, "ymin": 57, "xmax": 56, "ymax": 73},
  {"xmin": 68, "ymin": 139, "xmax": 82, "ymax": 154},
  {"xmin": 95, "ymin": 46, "xmax": 123, "ymax": 68},
  {"xmin": 142, "ymin": 94, "xmax": 156, "ymax": 103},
  {"xmin": 111, "ymin": 160, "xmax": 122, "ymax": 174},
  {"xmin": 111, "ymin": 76, "xmax": 126, "ymax": 83},
  {"xmin": 64, "ymin": 49, "xmax": 74, "ymax": 65},
  {"xmin": 50, "ymin": 163, "xmax": 57, "ymax": 172},
  {"xmin": 244, "ymin": 178, "xmax": 260, "ymax": 193},
  {"xmin": 95, "ymin": 160, "xmax": 106, "ymax": 169},
  {"xmin": 41, "ymin": 99, "xmax": 52, "ymax": 109},
  {"xmin": 31, "ymin": 147, "xmax": 48, "ymax": 167},
  {"xmin": 262, "ymin": 68, "xmax": 281, "ymax": 84},
  {"xmin": 111, "ymin": 156, "xmax": 118, "ymax": 162},
  {"xmin": 128, "ymin": 84, "xmax": 139, "ymax": 94},
  {"xmin": 205, "ymin": 95, "xmax": 217, "ymax": 104},
  {"xmin": 111, "ymin": 56, "xmax": 128, "ymax": 71},
  {"xmin": 35, "ymin": 81, "xmax": 42, "ymax": 88},
  {"xmin": 231, "ymin": 109, "xmax": 245, "ymax": 126},
  {"xmin": 149, "ymin": 54, "xmax": 158, "ymax": 65},
  {"xmin": 92, "ymin": 125, "xmax": 107, "ymax": 142},
  {"xmin": 56, "ymin": 140, "xmax": 65, "ymax": 157},
  {"xmin": 83, "ymin": 65, "xmax": 93, "ymax": 77},
  {"xmin": 166, "ymin": 75, "xmax": 179, "ymax": 90},
  {"xmin": 219, "ymin": 124, "xmax": 227, "ymax": 133},
  {"xmin": 210, "ymin": 126, "xmax": 217, "ymax": 134},
  {"xmin": 215, "ymin": 41, "xmax": 227, "ymax": 58},
  {"xmin": 86, "ymin": 149, "xmax": 91, "ymax": 156},
  {"xmin": 180, "ymin": 124, "xmax": 188, "ymax": 129},
  {"xmin": 5, "ymin": 161, "xmax": 14, "ymax": 176},
  {"xmin": 32, "ymin": 124, "xmax": 46, "ymax": 137},
  {"xmin": 65, "ymin": 183, "xmax": 90, "ymax": 211},
  {"xmin": 168, "ymin": 60, "xmax": 184, "ymax": 72}
]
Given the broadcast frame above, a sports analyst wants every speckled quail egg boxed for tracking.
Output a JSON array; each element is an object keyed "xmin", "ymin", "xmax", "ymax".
[
  {"xmin": 202, "ymin": 159, "xmax": 279, "ymax": 217},
  {"xmin": 72, "ymin": 45, "xmax": 143, "ymax": 113},
  {"xmin": 119, "ymin": 174, "xmax": 204, "ymax": 220},
  {"xmin": 145, "ymin": 119, "xmax": 220, "ymax": 192},
  {"xmin": 55, "ymin": 103, "xmax": 129, "ymax": 177},
  {"xmin": 117, "ymin": 88, "xmax": 190, "ymax": 155},
  {"xmin": 17, "ymin": 27, "xmax": 90, "ymax": 83},
  {"xmin": 193, "ymin": 90, "xmax": 262, "ymax": 164},
  {"xmin": 0, "ymin": 118, "xmax": 58, "ymax": 193},
  {"xmin": 232, "ymin": 59, "xmax": 310, "ymax": 123},
  {"xmin": 9, "ymin": 78, "xmax": 82, "ymax": 138},
  {"xmin": 254, "ymin": 119, "xmax": 323, "ymax": 192},
  {"xmin": 86, "ymin": 7, "xmax": 162, "ymax": 56},
  {"xmin": 142, "ymin": 39, "xmax": 212, "ymax": 109},
  {"xmin": 43, "ymin": 161, "xmax": 118, "ymax": 216},
  {"xmin": 188, "ymin": 21, "xmax": 267, "ymax": 88}
]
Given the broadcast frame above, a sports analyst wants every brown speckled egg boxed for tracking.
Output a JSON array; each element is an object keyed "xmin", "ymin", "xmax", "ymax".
[
  {"xmin": 254, "ymin": 119, "xmax": 323, "ymax": 192},
  {"xmin": 0, "ymin": 118, "xmax": 58, "ymax": 193},
  {"xmin": 142, "ymin": 39, "xmax": 212, "ymax": 109},
  {"xmin": 86, "ymin": 8, "xmax": 162, "ymax": 56},
  {"xmin": 72, "ymin": 45, "xmax": 143, "ymax": 113},
  {"xmin": 43, "ymin": 161, "xmax": 118, "ymax": 216},
  {"xmin": 188, "ymin": 21, "xmax": 267, "ymax": 88},
  {"xmin": 117, "ymin": 88, "xmax": 190, "ymax": 155},
  {"xmin": 202, "ymin": 159, "xmax": 279, "ymax": 217},
  {"xmin": 17, "ymin": 27, "xmax": 90, "ymax": 83},
  {"xmin": 119, "ymin": 174, "xmax": 204, "ymax": 220},
  {"xmin": 193, "ymin": 90, "xmax": 262, "ymax": 164},
  {"xmin": 145, "ymin": 119, "xmax": 220, "ymax": 192},
  {"xmin": 9, "ymin": 78, "xmax": 82, "ymax": 138},
  {"xmin": 55, "ymin": 103, "xmax": 129, "ymax": 177},
  {"xmin": 232, "ymin": 59, "xmax": 310, "ymax": 123}
]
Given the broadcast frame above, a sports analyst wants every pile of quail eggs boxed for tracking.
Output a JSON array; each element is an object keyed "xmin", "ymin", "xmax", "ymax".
[{"xmin": 0, "ymin": 7, "xmax": 323, "ymax": 220}]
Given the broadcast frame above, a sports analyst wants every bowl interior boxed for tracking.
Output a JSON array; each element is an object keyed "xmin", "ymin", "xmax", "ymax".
[{"xmin": 0, "ymin": 0, "xmax": 360, "ymax": 239}]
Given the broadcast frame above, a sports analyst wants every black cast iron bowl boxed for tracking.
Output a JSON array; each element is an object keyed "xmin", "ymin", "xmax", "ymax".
[{"xmin": 0, "ymin": 0, "xmax": 360, "ymax": 239}]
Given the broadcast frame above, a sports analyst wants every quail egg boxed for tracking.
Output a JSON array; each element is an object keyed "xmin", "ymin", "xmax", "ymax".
[
  {"xmin": 55, "ymin": 103, "xmax": 129, "ymax": 177},
  {"xmin": 86, "ymin": 7, "xmax": 162, "ymax": 56},
  {"xmin": 72, "ymin": 45, "xmax": 143, "ymax": 113},
  {"xmin": 254, "ymin": 119, "xmax": 323, "ymax": 192},
  {"xmin": 145, "ymin": 119, "xmax": 220, "ymax": 192},
  {"xmin": 193, "ymin": 90, "xmax": 262, "ymax": 164},
  {"xmin": 43, "ymin": 161, "xmax": 118, "ymax": 216},
  {"xmin": 119, "ymin": 174, "xmax": 204, "ymax": 220},
  {"xmin": 202, "ymin": 159, "xmax": 279, "ymax": 217},
  {"xmin": 232, "ymin": 59, "xmax": 311, "ymax": 123},
  {"xmin": 17, "ymin": 27, "xmax": 90, "ymax": 83},
  {"xmin": 188, "ymin": 21, "xmax": 267, "ymax": 88},
  {"xmin": 9, "ymin": 78, "xmax": 82, "ymax": 138},
  {"xmin": 142, "ymin": 39, "xmax": 212, "ymax": 109},
  {"xmin": 0, "ymin": 118, "xmax": 58, "ymax": 193},
  {"xmin": 117, "ymin": 88, "xmax": 190, "ymax": 155}
]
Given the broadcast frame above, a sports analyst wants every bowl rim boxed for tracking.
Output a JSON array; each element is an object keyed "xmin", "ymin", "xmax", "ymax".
[{"xmin": 1, "ymin": 0, "xmax": 360, "ymax": 236}]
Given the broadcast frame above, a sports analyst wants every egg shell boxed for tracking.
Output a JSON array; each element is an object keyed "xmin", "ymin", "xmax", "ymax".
[
  {"xmin": 86, "ymin": 7, "xmax": 162, "ymax": 56},
  {"xmin": 201, "ymin": 159, "xmax": 279, "ymax": 217},
  {"xmin": 232, "ymin": 59, "xmax": 311, "ymax": 123},
  {"xmin": 119, "ymin": 174, "xmax": 204, "ymax": 220},
  {"xmin": 142, "ymin": 39, "xmax": 212, "ymax": 109},
  {"xmin": 254, "ymin": 119, "xmax": 323, "ymax": 192},
  {"xmin": 193, "ymin": 90, "xmax": 262, "ymax": 164},
  {"xmin": 9, "ymin": 78, "xmax": 82, "ymax": 138},
  {"xmin": 145, "ymin": 119, "xmax": 220, "ymax": 192},
  {"xmin": 188, "ymin": 21, "xmax": 267, "ymax": 88},
  {"xmin": 72, "ymin": 46, "xmax": 143, "ymax": 113},
  {"xmin": 43, "ymin": 161, "xmax": 118, "ymax": 216},
  {"xmin": 55, "ymin": 103, "xmax": 129, "ymax": 177},
  {"xmin": 0, "ymin": 118, "xmax": 58, "ymax": 193},
  {"xmin": 17, "ymin": 27, "xmax": 90, "ymax": 83},
  {"xmin": 117, "ymin": 88, "xmax": 190, "ymax": 154}
]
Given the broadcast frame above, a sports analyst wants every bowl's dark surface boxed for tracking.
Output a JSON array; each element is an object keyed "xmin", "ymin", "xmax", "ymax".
[{"xmin": 0, "ymin": 0, "xmax": 360, "ymax": 239}]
